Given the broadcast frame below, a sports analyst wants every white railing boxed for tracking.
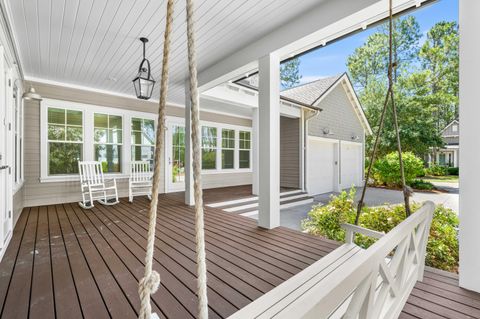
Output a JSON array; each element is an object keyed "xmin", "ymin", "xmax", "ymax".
[
  {"xmin": 287, "ymin": 201, "xmax": 434, "ymax": 319},
  {"xmin": 228, "ymin": 201, "xmax": 435, "ymax": 319}
]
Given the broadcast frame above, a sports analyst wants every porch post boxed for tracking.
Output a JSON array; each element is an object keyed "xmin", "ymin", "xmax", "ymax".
[
  {"xmin": 459, "ymin": 0, "xmax": 480, "ymax": 293},
  {"xmin": 252, "ymin": 107, "xmax": 259, "ymax": 195},
  {"xmin": 185, "ymin": 85, "xmax": 195, "ymax": 205},
  {"xmin": 258, "ymin": 53, "xmax": 280, "ymax": 229}
]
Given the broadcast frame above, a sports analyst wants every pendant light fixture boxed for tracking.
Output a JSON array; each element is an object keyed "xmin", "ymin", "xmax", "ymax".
[{"xmin": 133, "ymin": 37, "xmax": 155, "ymax": 100}]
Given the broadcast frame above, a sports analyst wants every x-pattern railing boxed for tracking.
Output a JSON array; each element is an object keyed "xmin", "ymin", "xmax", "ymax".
[{"xmin": 341, "ymin": 204, "xmax": 433, "ymax": 319}]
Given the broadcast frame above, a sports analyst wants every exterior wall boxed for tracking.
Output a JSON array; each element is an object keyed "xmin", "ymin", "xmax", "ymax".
[
  {"xmin": 23, "ymin": 82, "xmax": 252, "ymax": 207},
  {"xmin": 280, "ymin": 116, "xmax": 300, "ymax": 188},
  {"xmin": 308, "ymin": 85, "xmax": 365, "ymax": 144},
  {"xmin": 442, "ymin": 121, "xmax": 459, "ymax": 137},
  {"xmin": 12, "ymin": 187, "xmax": 23, "ymax": 226},
  {"xmin": 443, "ymin": 136, "xmax": 459, "ymax": 145}
]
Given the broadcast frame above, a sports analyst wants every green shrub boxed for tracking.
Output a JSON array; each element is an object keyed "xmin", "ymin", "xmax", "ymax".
[
  {"xmin": 409, "ymin": 179, "xmax": 435, "ymax": 190},
  {"xmin": 447, "ymin": 167, "xmax": 459, "ymax": 176},
  {"xmin": 372, "ymin": 152, "xmax": 424, "ymax": 187},
  {"xmin": 425, "ymin": 164, "xmax": 448, "ymax": 176},
  {"xmin": 302, "ymin": 189, "xmax": 459, "ymax": 272}
]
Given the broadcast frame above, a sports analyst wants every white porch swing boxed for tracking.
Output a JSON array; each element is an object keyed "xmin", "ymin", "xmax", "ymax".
[{"xmin": 138, "ymin": 0, "xmax": 435, "ymax": 318}]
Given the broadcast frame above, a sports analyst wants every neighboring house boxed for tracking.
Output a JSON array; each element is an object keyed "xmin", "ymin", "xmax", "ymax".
[
  {"xmin": 428, "ymin": 120, "xmax": 459, "ymax": 167},
  {"xmin": 233, "ymin": 72, "xmax": 372, "ymax": 195}
]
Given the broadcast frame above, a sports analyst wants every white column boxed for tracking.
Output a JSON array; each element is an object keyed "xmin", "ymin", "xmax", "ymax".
[
  {"xmin": 299, "ymin": 111, "xmax": 305, "ymax": 192},
  {"xmin": 258, "ymin": 53, "xmax": 280, "ymax": 229},
  {"xmin": 184, "ymin": 86, "xmax": 195, "ymax": 205},
  {"xmin": 459, "ymin": 0, "xmax": 480, "ymax": 293},
  {"xmin": 252, "ymin": 107, "xmax": 259, "ymax": 195},
  {"xmin": 453, "ymin": 149, "xmax": 459, "ymax": 168}
]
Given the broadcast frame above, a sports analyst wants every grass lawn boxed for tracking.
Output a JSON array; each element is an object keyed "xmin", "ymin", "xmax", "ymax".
[{"xmin": 422, "ymin": 175, "xmax": 459, "ymax": 183}]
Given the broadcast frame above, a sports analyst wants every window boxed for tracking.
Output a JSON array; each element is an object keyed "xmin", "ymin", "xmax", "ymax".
[
  {"xmin": 221, "ymin": 129, "xmax": 235, "ymax": 169},
  {"xmin": 239, "ymin": 131, "xmax": 251, "ymax": 169},
  {"xmin": 201, "ymin": 126, "xmax": 217, "ymax": 169},
  {"xmin": 47, "ymin": 107, "xmax": 83, "ymax": 175},
  {"xmin": 452, "ymin": 124, "xmax": 458, "ymax": 132},
  {"xmin": 94, "ymin": 113, "xmax": 122, "ymax": 173},
  {"xmin": 131, "ymin": 117, "xmax": 155, "ymax": 166},
  {"xmin": 171, "ymin": 125, "xmax": 185, "ymax": 182}
]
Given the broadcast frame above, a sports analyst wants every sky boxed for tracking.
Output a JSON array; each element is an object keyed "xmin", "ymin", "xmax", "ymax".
[{"xmin": 296, "ymin": 0, "xmax": 459, "ymax": 85}]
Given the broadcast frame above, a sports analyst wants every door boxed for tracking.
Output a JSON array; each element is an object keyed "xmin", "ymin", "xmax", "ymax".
[
  {"xmin": 166, "ymin": 123, "xmax": 186, "ymax": 192},
  {"xmin": 307, "ymin": 138, "xmax": 337, "ymax": 195},
  {"xmin": 0, "ymin": 48, "xmax": 12, "ymax": 252},
  {"xmin": 340, "ymin": 142, "xmax": 362, "ymax": 189}
]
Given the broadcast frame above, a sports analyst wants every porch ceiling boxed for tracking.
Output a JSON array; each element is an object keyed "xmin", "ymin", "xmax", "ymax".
[{"xmin": 5, "ymin": 0, "xmax": 326, "ymax": 104}]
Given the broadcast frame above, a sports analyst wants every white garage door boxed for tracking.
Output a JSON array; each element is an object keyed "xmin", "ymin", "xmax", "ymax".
[
  {"xmin": 307, "ymin": 138, "xmax": 336, "ymax": 195},
  {"xmin": 341, "ymin": 142, "xmax": 363, "ymax": 189}
]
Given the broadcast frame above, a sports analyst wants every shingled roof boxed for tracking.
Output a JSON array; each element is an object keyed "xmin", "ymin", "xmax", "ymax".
[
  {"xmin": 281, "ymin": 74, "xmax": 343, "ymax": 105},
  {"xmin": 237, "ymin": 73, "xmax": 344, "ymax": 106}
]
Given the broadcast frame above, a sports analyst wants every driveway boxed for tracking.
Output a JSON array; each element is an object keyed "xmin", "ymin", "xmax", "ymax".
[{"xmin": 280, "ymin": 183, "xmax": 459, "ymax": 231}]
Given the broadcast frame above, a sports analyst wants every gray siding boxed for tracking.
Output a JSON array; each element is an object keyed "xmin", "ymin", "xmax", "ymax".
[
  {"xmin": 443, "ymin": 136, "xmax": 459, "ymax": 145},
  {"xmin": 442, "ymin": 121, "xmax": 459, "ymax": 137},
  {"xmin": 280, "ymin": 117, "xmax": 300, "ymax": 188},
  {"xmin": 308, "ymin": 84, "xmax": 365, "ymax": 144},
  {"xmin": 23, "ymin": 82, "xmax": 252, "ymax": 207}
]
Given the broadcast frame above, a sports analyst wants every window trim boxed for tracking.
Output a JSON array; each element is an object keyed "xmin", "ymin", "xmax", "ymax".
[
  {"xmin": 131, "ymin": 117, "xmax": 155, "ymax": 163},
  {"xmin": 12, "ymin": 82, "xmax": 24, "ymax": 193},
  {"xmin": 165, "ymin": 116, "xmax": 252, "ymax": 175},
  {"xmin": 40, "ymin": 98, "xmax": 156, "ymax": 183}
]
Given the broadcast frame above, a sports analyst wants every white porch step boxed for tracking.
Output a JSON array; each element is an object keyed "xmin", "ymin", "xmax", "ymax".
[
  {"xmin": 207, "ymin": 189, "xmax": 302, "ymax": 209},
  {"xmin": 239, "ymin": 197, "xmax": 314, "ymax": 217},
  {"xmin": 223, "ymin": 192, "xmax": 312, "ymax": 213}
]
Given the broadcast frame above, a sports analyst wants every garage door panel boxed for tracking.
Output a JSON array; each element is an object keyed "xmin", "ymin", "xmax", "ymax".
[
  {"xmin": 307, "ymin": 138, "xmax": 335, "ymax": 195},
  {"xmin": 341, "ymin": 143, "xmax": 362, "ymax": 189}
]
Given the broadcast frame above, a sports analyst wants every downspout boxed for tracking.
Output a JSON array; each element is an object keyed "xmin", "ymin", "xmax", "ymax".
[{"xmin": 303, "ymin": 109, "xmax": 320, "ymax": 192}]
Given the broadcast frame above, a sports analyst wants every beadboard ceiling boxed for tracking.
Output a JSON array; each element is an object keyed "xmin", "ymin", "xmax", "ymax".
[{"xmin": 6, "ymin": 0, "xmax": 325, "ymax": 105}]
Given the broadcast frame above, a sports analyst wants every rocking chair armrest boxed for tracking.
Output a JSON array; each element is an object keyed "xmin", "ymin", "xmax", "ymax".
[{"xmin": 341, "ymin": 223, "xmax": 385, "ymax": 244}]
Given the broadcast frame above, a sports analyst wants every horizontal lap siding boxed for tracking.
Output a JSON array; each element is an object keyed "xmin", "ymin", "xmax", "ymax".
[
  {"xmin": 23, "ymin": 82, "xmax": 252, "ymax": 206},
  {"xmin": 308, "ymin": 84, "xmax": 365, "ymax": 143},
  {"xmin": 280, "ymin": 117, "xmax": 300, "ymax": 189}
]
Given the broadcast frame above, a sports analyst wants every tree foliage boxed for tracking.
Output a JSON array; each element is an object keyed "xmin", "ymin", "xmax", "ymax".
[
  {"xmin": 346, "ymin": 17, "xmax": 458, "ymax": 158},
  {"xmin": 280, "ymin": 57, "xmax": 302, "ymax": 89}
]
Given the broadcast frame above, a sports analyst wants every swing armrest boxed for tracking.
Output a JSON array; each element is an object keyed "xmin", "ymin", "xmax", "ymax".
[{"xmin": 341, "ymin": 223, "xmax": 385, "ymax": 244}]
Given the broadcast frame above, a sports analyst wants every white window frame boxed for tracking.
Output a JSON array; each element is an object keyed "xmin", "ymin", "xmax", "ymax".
[
  {"xmin": 221, "ymin": 128, "xmax": 236, "ymax": 170},
  {"xmin": 40, "ymin": 98, "xmax": 156, "ymax": 182},
  {"xmin": 131, "ymin": 117, "xmax": 155, "ymax": 164},
  {"xmin": 12, "ymin": 81, "xmax": 24, "ymax": 193},
  {"xmin": 238, "ymin": 130, "xmax": 252, "ymax": 169},
  {"xmin": 93, "ymin": 112, "xmax": 124, "ymax": 173},
  {"xmin": 165, "ymin": 116, "xmax": 252, "ymax": 175}
]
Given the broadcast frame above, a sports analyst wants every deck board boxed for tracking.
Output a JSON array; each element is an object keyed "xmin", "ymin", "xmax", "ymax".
[{"xmin": 0, "ymin": 191, "xmax": 479, "ymax": 319}]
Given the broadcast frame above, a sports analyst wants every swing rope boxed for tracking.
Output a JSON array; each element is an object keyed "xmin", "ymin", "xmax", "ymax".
[
  {"xmin": 185, "ymin": 0, "xmax": 209, "ymax": 317},
  {"xmin": 137, "ymin": 0, "xmax": 174, "ymax": 318},
  {"xmin": 138, "ymin": 0, "xmax": 209, "ymax": 318},
  {"xmin": 355, "ymin": 0, "xmax": 411, "ymax": 225}
]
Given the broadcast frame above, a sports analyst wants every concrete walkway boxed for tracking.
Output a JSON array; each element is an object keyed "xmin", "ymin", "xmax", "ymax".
[{"xmin": 277, "ymin": 183, "xmax": 459, "ymax": 231}]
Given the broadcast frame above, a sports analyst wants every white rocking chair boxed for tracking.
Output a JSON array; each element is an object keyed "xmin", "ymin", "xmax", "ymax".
[
  {"xmin": 129, "ymin": 161, "xmax": 153, "ymax": 202},
  {"xmin": 78, "ymin": 161, "xmax": 119, "ymax": 209}
]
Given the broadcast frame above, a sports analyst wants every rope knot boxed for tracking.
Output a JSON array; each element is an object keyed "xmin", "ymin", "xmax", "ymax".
[{"xmin": 139, "ymin": 271, "xmax": 161, "ymax": 297}]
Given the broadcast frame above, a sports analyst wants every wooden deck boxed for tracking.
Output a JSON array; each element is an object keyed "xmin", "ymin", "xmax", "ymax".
[{"xmin": 0, "ymin": 192, "xmax": 479, "ymax": 319}]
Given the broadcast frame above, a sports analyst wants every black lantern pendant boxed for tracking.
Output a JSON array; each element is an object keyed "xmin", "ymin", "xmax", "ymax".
[{"xmin": 133, "ymin": 37, "xmax": 155, "ymax": 100}]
